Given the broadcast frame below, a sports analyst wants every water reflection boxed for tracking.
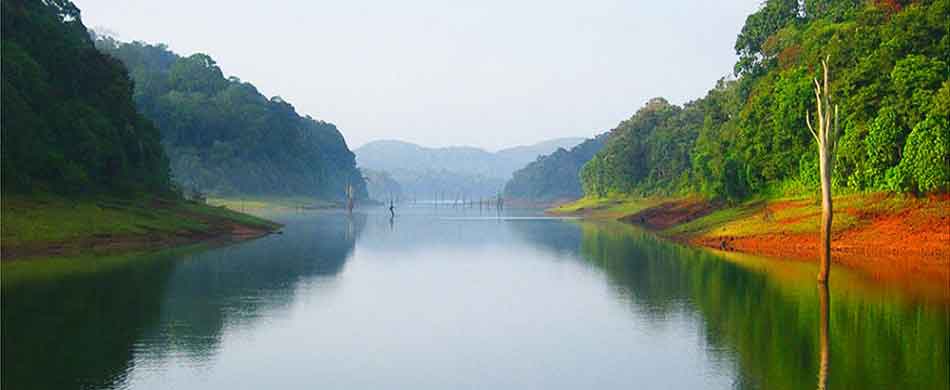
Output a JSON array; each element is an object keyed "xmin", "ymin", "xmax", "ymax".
[
  {"xmin": 568, "ymin": 221, "xmax": 948, "ymax": 390},
  {"xmin": 2, "ymin": 253, "xmax": 179, "ymax": 390},
  {"xmin": 817, "ymin": 283, "xmax": 830, "ymax": 390},
  {"xmin": 1, "ymin": 211, "xmax": 364, "ymax": 390},
  {"xmin": 2, "ymin": 211, "xmax": 947, "ymax": 389},
  {"xmin": 140, "ymin": 212, "xmax": 365, "ymax": 363}
]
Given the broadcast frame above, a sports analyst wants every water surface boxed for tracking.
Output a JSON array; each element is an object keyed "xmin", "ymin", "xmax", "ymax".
[{"xmin": 3, "ymin": 207, "xmax": 947, "ymax": 389}]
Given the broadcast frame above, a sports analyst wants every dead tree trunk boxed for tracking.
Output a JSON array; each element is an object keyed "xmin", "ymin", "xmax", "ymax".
[{"xmin": 805, "ymin": 56, "xmax": 838, "ymax": 284}]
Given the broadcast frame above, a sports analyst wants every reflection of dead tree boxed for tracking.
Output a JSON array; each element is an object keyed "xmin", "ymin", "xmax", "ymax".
[
  {"xmin": 805, "ymin": 56, "xmax": 839, "ymax": 284},
  {"xmin": 817, "ymin": 283, "xmax": 831, "ymax": 390},
  {"xmin": 344, "ymin": 183, "xmax": 355, "ymax": 214}
]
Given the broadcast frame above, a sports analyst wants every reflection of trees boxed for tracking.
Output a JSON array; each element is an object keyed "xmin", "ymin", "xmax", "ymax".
[
  {"xmin": 506, "ymin": 219, "xmax": 584, "ymax": 256},
  {"xmin": 1, "ymin": 212, "xmax": 365, "ymax": 390},
  {"xmin": 1, "ymin": 254, "xmax": 180, "ymax": 390},
  {"xmin": 577, "ymin": 222, "xmax": 949, "ymax": 390},
  {"xmin": 144, "ymin": 212, "xmax": 365, "ymax": 361}
]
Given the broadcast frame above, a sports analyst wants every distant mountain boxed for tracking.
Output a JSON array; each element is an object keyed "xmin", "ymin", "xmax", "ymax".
[
  {"xmin": 355, "ymin": 137, "xmax": 584, "ymax": 199},
  {"xmin": 496, "ymin": 137, "xmax": 587, "ymax": 165},
  {"xmin": 504, "ymin": 134, "xmax": 608, "ymax": 203}
]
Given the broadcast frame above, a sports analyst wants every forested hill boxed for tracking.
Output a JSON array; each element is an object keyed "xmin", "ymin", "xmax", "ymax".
[
  {"xmin": 582, "ymin": 0, "xmax": 948, "ymax": 199},
  {"xmin": 355, "ymin": 138, "xmax": 584, "ymax": 199},
  {"xmin": 94, "ymin": 35, "xmax": 367, "ymax": 200},
  {"xmin": 355, "ymin": 138, "xmax": 584, "ymax": 180},
  {"xmin": 1, "ymin": 0, "xmax": 169, "ymax": 194},
  {"xmin": 504, "ymin": 134, "xmax": 607, "ymax": 202}
]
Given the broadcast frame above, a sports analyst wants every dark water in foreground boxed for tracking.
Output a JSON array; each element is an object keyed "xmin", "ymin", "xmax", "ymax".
[{"xmin": 2, "ymin": 207, "xmax": 948, "ymax": 389}]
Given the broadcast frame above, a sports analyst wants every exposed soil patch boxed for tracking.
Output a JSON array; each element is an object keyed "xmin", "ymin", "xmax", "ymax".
[
  {"xmin": 612, "ymin": 193, "xmax": 949, "ymax": 284},
  {"xmin": 621, "ymin": 198, "xmax": 720, "ymax": 230},
  {"xmin": 698, "ymin": 197, "xmax": 946, "ymax": 283}
]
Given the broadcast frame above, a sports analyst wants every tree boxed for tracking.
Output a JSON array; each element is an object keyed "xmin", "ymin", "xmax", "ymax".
[
  {"xmin": 804, "ymin": 57, "xmax": 838, "ymax": 284},
  {"xmin": 1, "ymin": 0, "xmax": 169, "ymax": 194},
  {"xmin": 94, "ymin": 38, "xmax": 367, "ymax": 200},
  {"xmin": 734, "ymin": 0, "xmax": 800, "ymax": 76}
]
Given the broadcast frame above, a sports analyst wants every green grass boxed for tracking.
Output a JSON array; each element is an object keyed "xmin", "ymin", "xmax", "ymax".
[
  {"xmin": 178, "ymin": 201, "xmax": 277, "ymax": 229},
  {"xmin": 549, "ymin": 195, "xmax": 662, "ymax": 219},
  {"xmin": 555, "ymin": 192, "xmax": 926, "ymax": 242},
  {"xmin": 207, "ymin": 196, "xmax": 338, "ymax": 211},
  {"xmin": 662, "ymin": 192, "xmax": 912, "ymax": 239},
  {"xmin": 663, "ymin": 201, "xmax": 761, "ymax": 237},
  {"xmin": 1, "ymin": 193, "xmax": 279, "ymax": 258}
]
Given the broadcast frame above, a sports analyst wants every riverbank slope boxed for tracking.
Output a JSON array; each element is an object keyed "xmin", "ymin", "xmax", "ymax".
[
  {"xmin": 1, "ymin": 194, "xmax": 281, "ymax": 262},
  {"xmin": 550, "ymin": 193, "xmax": 950, "ymax": 282}
]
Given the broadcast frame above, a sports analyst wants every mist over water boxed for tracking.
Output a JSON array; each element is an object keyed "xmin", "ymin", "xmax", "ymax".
[{"xmin": 3, "ymin": 207, "xmax": 947, "ymax": 389}]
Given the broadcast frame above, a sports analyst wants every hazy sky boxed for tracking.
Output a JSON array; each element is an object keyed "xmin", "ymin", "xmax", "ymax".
[{"xmin": 74, "ymin": 0, "xmax": 760, "ymax": 151}]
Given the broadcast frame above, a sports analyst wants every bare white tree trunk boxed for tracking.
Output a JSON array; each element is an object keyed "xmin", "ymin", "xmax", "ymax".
[{"xmin": 805, "ymin": 57, "xmax": 838, "ymax": 284}]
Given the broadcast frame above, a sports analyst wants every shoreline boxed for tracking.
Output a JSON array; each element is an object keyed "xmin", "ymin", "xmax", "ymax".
[
  {"xmin": 1, "ymin": 195, "xmax": 282, "ymax": 263},
  {"xmin": 549, "ymin": 193, "xmax": 950, "ymax": 284}
]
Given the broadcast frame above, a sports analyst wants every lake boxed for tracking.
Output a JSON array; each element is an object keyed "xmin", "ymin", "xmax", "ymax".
[{"xmin": 2, "ymin": 206, "xmax": 947, "ymax": 389}]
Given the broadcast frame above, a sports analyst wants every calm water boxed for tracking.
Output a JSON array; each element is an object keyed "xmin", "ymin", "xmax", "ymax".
[{"xmin": 2, "ymin": 207, "xmax": 948, "ymax": 389}]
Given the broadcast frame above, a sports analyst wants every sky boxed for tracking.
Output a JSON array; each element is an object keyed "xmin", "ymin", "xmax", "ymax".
[{"xmin": 74, "ymin": 0, "xmax": 761, "ymax": 151}]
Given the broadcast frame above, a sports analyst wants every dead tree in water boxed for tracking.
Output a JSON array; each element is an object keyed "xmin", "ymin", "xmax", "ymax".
[
  {"xmin": 344, "ymin": 183, "xmax": 355, "ymax": 214},
  {"xmin": 805, "ymin": 56, "xmax": 839, "ymax": 284}
]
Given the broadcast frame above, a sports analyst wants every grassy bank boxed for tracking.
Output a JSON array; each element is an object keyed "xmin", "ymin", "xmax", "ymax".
[
  {"xmin": 207, "ymin": 196, "xmax": 341, "ymax": 212},
  {"xmin": 548, "ymin": 195, "xmax": 664, "ymax": 219},
  {"xmin": 552, "ymin": 192, "xmax": 950, "ymax": 282},
  {"xmin": 1, "ymin": 194, "xmax": 281, "ymax": 261}
]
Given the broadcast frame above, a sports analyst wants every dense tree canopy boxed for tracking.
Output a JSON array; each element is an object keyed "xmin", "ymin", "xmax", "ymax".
[
  {"xmin": 581, "ymin": 0, "xmax": 949, "ymax": 200},
  {"xmin": 581, "ymin": 98, "xmax": 704, "ymax": 197},
  {"xmin": 94, "ymin": 36, "xmax": 367, "ymax": 200},
  {"xmin": 1, "ymin": 0, "xmax": 170, "ymax": 194},
  {"xmin": 504, "ymin": 134, "xmax": 607, "ymax": 202}
]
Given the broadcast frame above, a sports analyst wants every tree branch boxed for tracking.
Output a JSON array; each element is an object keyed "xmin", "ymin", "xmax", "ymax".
[{"xmin": 806, "ymin": 112, "xmax": 820, "ymax": 143}]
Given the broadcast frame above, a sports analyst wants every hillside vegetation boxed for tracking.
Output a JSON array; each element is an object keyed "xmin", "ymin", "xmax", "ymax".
[
  {"xmin": 580, "ymin": 0, "xmax": 948, "ymax": 200},
  {"xmin": 1, "ymin": 0, "xmax": 282, "ymax": 261},
  {"xmin": 1, "ymin": 0, "xmax": 169, "ymax": 194},
  {"xmin": 94, "ymin": 35, "xmax": 366, "ymax": 200},
  {"xmin": 504, "ymin": 134, "xmax": 607, "ymax": 202}
]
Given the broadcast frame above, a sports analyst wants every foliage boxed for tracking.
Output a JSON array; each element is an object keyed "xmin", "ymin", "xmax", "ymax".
[
  {"xmin": 503, "ymin": 134, "xmax": 607, "ymax": 201},
  {"xmin": 94, "ymin": 36, "xmax": 366, "ymax": 200},
  {"xmin": 888, "ymin": 115, "xmax": 950, "ymax": 192},
  {"xmin": 580, "ymin": 0, "xmax": 949, "ymax": 200},
  {"xmin": 1, "ymin": 0, "xmax": 170, "ymax": 194},
  {"xmin": 864, "ymin": 107, "xmax": 903, "ymax": 187},
  {"xmin": 581, "ymin": 98, "xmax": 702, "ymax": 197}
]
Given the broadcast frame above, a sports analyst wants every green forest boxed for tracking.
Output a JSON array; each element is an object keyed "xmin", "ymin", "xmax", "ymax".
[
  {"xmin": 581, "ymin": 0, "xmax": 948, "ymax": 200},
  {"xmin": 1, "ymin": 0, "xmax": 170, "ymax": 194},
  {"xmin": 504, "ymin": 134, "xmax": 607, "ymax": 201},
  {"xmin": 93, "ymin": 35, "xmax": 366, "ymax": 199}
]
